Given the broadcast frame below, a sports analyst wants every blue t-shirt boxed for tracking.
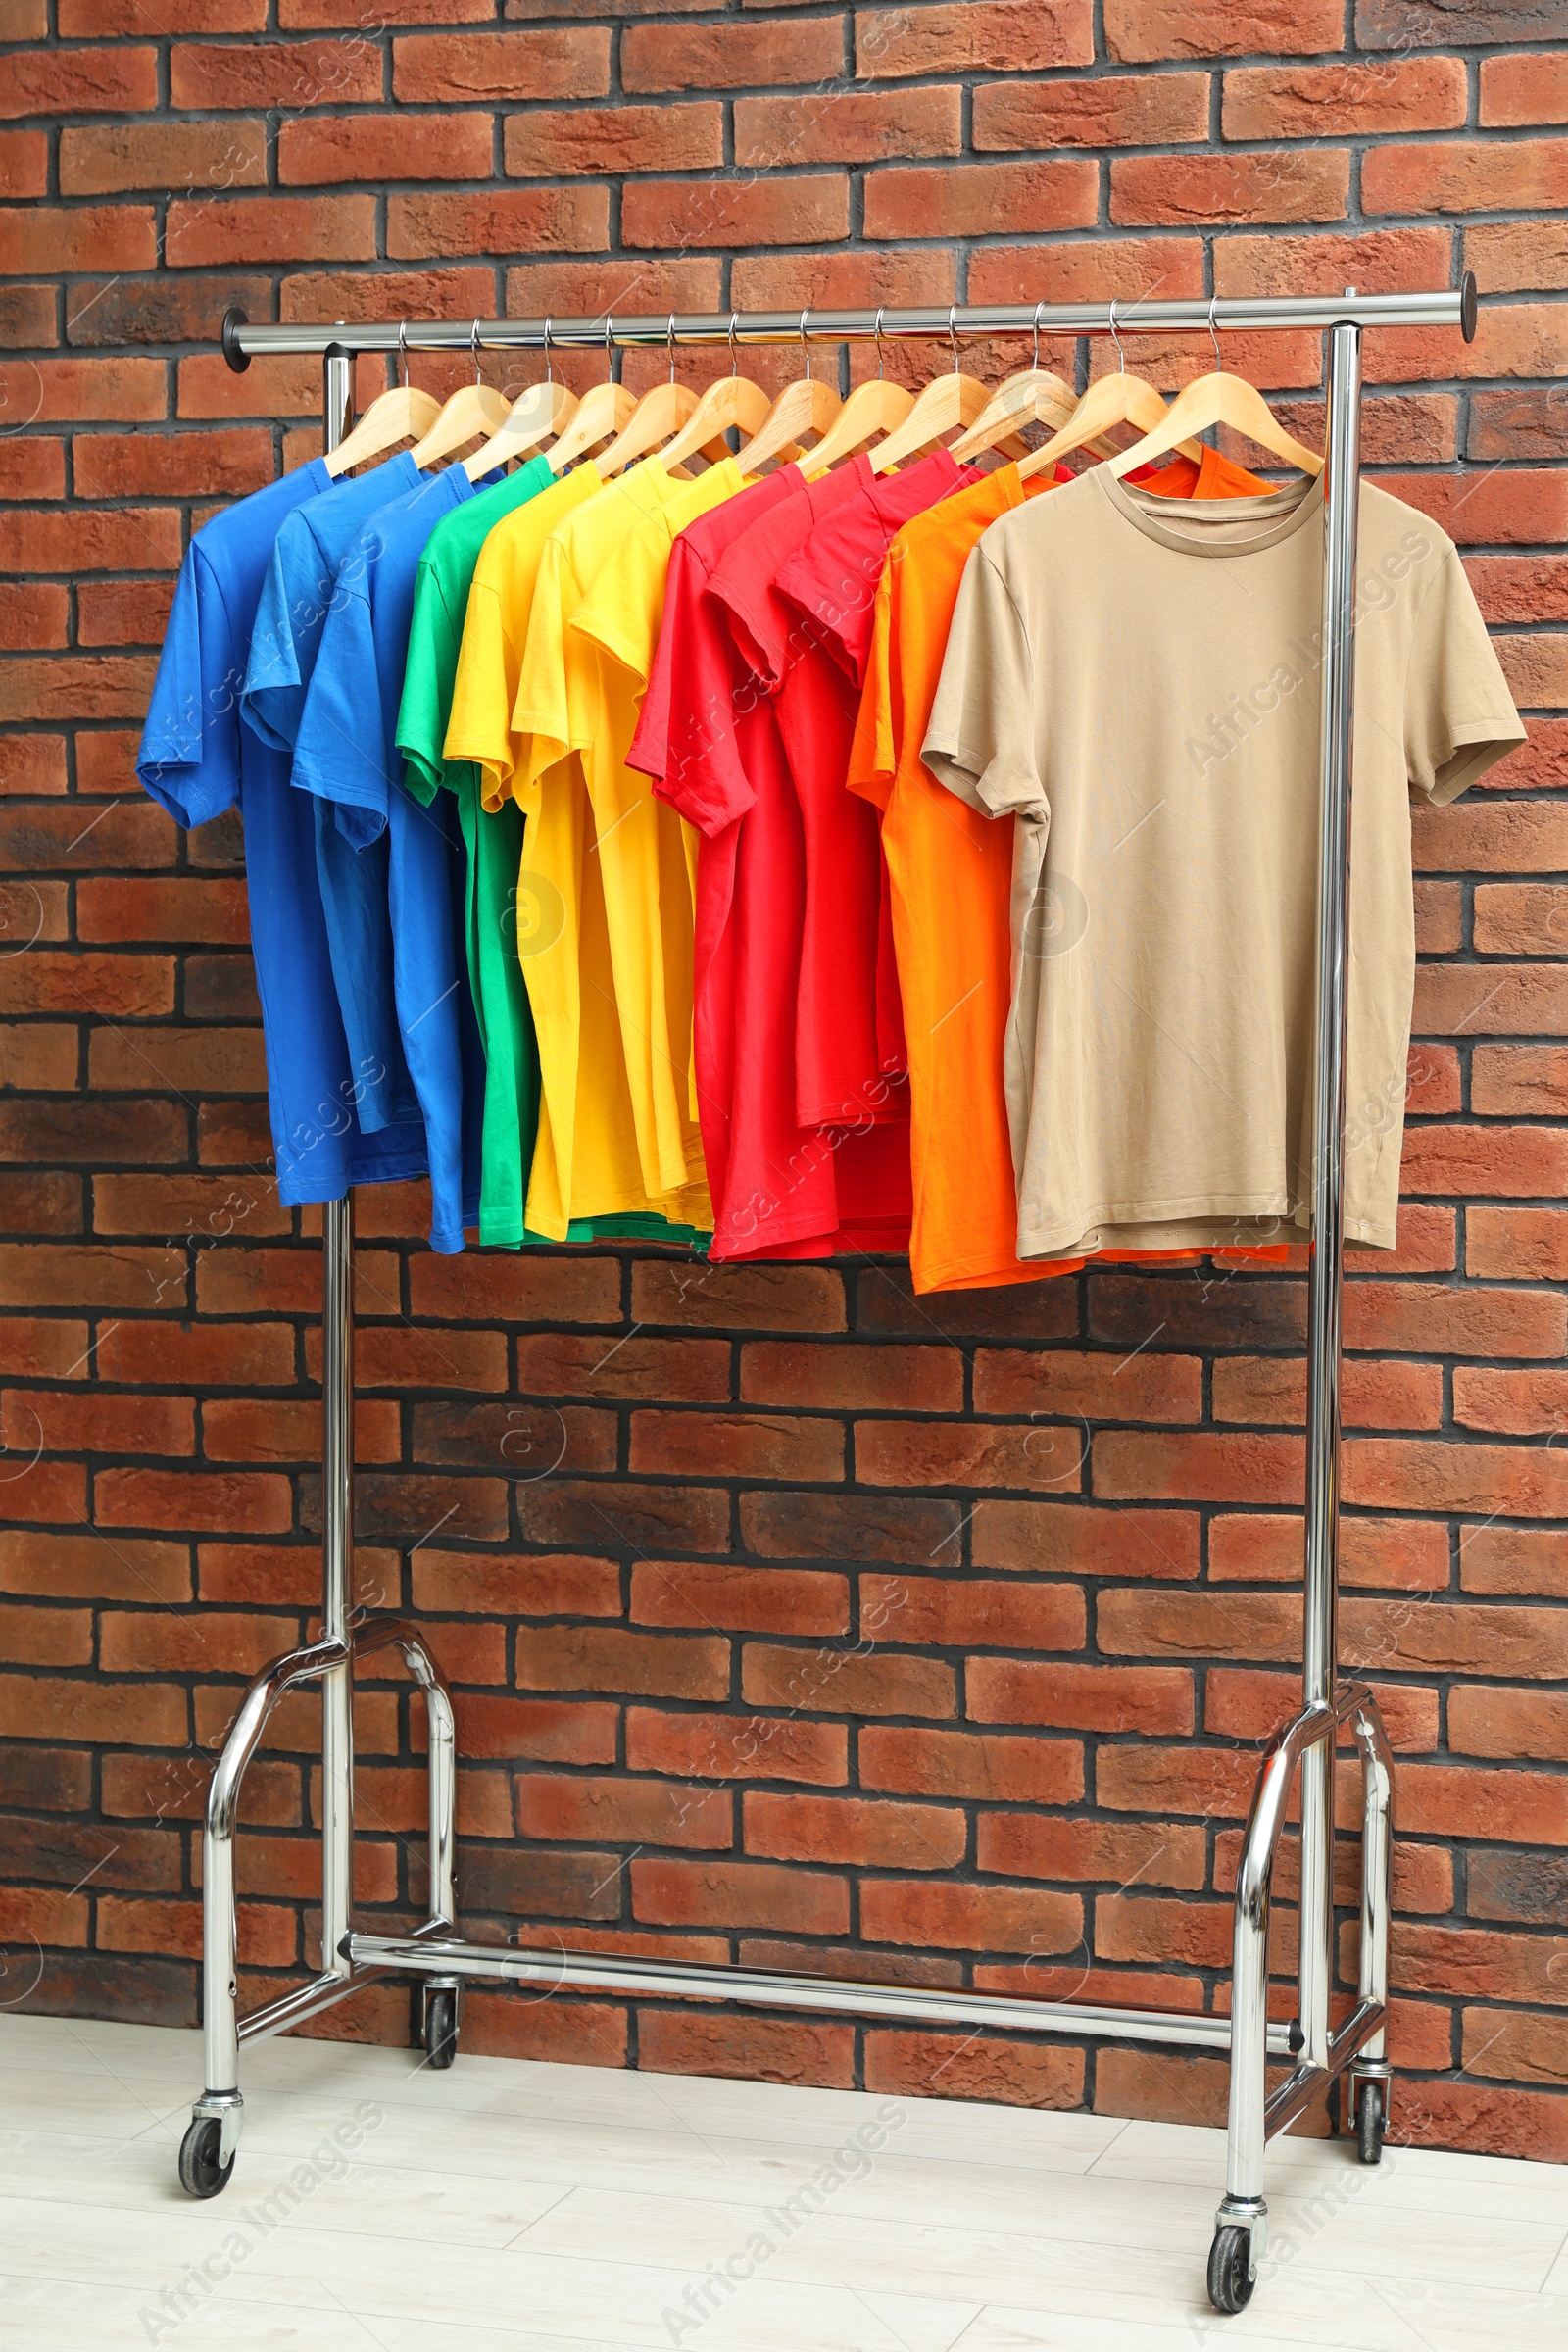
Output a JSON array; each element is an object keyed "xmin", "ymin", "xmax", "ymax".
[
  {"xmin": 136, "ymin": 462, "xmax": 429, "ymax": 1209},
  {"xmin": 242, "ymin": 454, "xmax": 426, "ymax": 1138},
  {"xmin": 291, "ymin": 465, "xmax": 491, "ymax": 1255}
]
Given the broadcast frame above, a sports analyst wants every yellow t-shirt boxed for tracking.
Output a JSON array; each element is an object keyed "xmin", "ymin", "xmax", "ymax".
[
  {"xmin": 442, "ymin": 461, "xmax": 602, "ymax": 812},
  {"xmin": 572, "ymin": 458, "xmax": 748, "ymax": 1172},
  {"xmin": 511, "ymin": 461, "xmax": 713, "ymax": 1237}
]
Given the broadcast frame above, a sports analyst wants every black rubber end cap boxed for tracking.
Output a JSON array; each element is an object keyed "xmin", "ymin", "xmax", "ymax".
[
  {"xmin": 221, "ymin": 306, "xmax": 250, "ymax": 373},
  {"xmin": 1459, "ymin": 269, "xmax": 1478, "ymax": 345},
  {"xmin": 1288, "ymin": 2018, "xmax": 1305, "ymax": 2053}
]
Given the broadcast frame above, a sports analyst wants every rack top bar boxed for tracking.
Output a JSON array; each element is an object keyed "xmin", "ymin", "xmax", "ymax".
[{"xmin": 222, "ymin": 280, "xmax": 1475, "ymax": 370}]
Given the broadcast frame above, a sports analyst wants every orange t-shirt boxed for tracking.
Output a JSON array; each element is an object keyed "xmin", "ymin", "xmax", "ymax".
[{"xmin": 849, "ymin": 444, "xmax": 1280, "ymax": 1294}]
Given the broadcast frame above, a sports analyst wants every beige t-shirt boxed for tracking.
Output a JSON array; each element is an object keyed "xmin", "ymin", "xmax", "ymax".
[{"xmin": 923, "ymin": 469, "xmax": 1524, "ymax": 1257}]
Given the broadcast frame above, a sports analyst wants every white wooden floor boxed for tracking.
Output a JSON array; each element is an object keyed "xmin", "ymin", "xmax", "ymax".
[{"xmin": 3, "ymin": 2013, "xmax": 1567, "ymax": 2350}]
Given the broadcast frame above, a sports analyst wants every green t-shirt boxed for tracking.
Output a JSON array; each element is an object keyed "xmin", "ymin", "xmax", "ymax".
[{"xmin": 396, "ymin": 457, "xmax": 707, "ymax": 1254}]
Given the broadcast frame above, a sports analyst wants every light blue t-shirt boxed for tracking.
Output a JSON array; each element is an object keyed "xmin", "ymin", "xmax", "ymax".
[
  {"xmin": 137, "ymin": 462, "xmax": 430, "ymax": 1209},
  {"xmin": 290, "ymin": 464, "xmax": 491, "ymax": 1255}
]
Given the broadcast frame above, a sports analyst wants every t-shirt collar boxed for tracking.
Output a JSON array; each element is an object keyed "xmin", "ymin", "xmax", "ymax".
[{"xmin": 1095, "ymin": 463, "xmax": 1324, "ymax": 558}]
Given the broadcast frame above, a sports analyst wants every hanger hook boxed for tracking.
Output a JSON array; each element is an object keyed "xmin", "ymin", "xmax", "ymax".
[
  {"xmin": 397, "ymin": 319, "xmax": 408, "ymax": 388},
  {"xmin": 869, "ymin": 304, "xmax": 884, "ymax": 380},
  {"xmin": 1107, "ymin": 296, "xmax": 1126, "ymax": 375},
  {"xmin": 728, "ymin": 310, "xmax": 739, "ymax": 378},
  {"xmin": 542, "ymin": 314, "xmax": 553, "ymax": 386},
  {"xmin": 471, "ymin": 317, "xmax": 483, "ymax": 384},
  {"xmin": 604, "ymin": 311, "xmax": 614, "ymax": 382},
  {"xmin": 1206, "ymin": 292, "xmax": 1221, "ymax": 372},
  {"xmin": 799, "ymin": 308, "xmax": 811, "ymax": 382},
  {"xmin": 667, "ymin": 312, "xmax": 676, "ymax": 385},
  {"xmin": 1031, "ymin": 301, "xmax": 1044, "ymax": 373},
  {"xmin": 948, "ymin": 302, "xmax": 959, "ymax": 375}
]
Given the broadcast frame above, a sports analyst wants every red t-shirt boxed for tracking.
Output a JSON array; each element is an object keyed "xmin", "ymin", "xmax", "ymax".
[{"xmin": 767, "ymin": 448, "xmax": 981, "ymax": 1119}]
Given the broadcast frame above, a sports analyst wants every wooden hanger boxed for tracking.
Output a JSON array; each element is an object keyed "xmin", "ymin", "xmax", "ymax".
[
  {"xmin": 801, "ymin": 309, "xmax": 913, "ymax": 476},
  {"xmin": 1018, "ymin": 298, "xmax": 1210, "ymax": 482},
  {"xmin": 321, "ymin": 323, "xmax": 442, "ymax": 479},
  {"xmin": 947, "ymin": 305, "xmax": 1116, "ymax": 465},
  {"xmin": 658, "ymin": 314, "xmax": 779, "ymax": 473},
  {"xmin": 735, "ymin": 311, "xmax": 843, "ymax": 476},
  {"xmin": 868, "ymin": 308, "xmax": 998, "ymax": 475},
  {"xmin": 465, "ymin": 318, "xmax": 578, "ymax": 479},
  {"xmin": 545, "ymin": 317, "xmax": 638, "ymax": 474},
  {"xmin": 1107, "ymin": 295, "xmax": 1323, "ymax": 481},
  {"xmin": 408, "ymin": 321, "xmax": 511, "ymax": 471}
]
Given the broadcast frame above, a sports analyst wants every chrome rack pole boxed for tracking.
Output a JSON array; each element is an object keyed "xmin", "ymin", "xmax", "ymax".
[
  {"xmin": 318, "ymin": 345, "xmax": 357, "ymax": 1993},
  {"xmin": 1298, "ymin": 308, "xmax": 1364, "ymax": 2073}
]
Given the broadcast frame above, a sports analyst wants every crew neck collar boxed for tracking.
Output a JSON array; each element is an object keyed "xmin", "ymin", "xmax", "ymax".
[{"xmin": 1095, "ymin": 463, "xmax": 1324, "ymax": 558}]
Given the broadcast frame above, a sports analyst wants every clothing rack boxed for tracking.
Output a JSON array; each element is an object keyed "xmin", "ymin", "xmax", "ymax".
[{"xmin": 179, "ymin": 281, "xmax": 1479, "ymax": 2315}]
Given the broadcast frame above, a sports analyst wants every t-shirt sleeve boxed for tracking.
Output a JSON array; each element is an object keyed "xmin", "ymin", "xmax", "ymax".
[
  {"xmin": 290, "ymin": 576, "xmax": 391, "ymax": 848},
  {"xmin": 573, "ymin": 520, "xmax": 659, "ymax": 685},
  {"xmin": 922, "ymin": 545, "xmax": 1044, "ymax": 821},
  {"xmin": 627, "ymin": 536, "xmax": 689, "ymax": 781},
  {"xmin": 241, "ymin": 514, "xmax": 328, "ymax": 753},
  {"xmin": 514, "ymin": 535, "xmax": 574, "ymax": 792},
  {"xmin": 445, "ymin": 570, "xmax": 518, "ymax": 814},
  {"xmin": 396, "ymin": 559, "xmax": 455, "ymax": 808},
  {"xmin": 629, "ymin": 541, "xmax": 757, "ymax": 836},
  {"xmin": 846, "ymin": 561, "xmax": 898, "ymax": 814},
  {"xmin": 708, "ymin": 495, "xmax": 809, "ymax": 693},
  {"xmin": 1405, "ymin": 544, "xmax": 1527, "ymax": 806},
  {"xmin": 774, "ymin": 509, "xmax": 886, "ymax": 689},
  {"xmin": 136, "ymin": 542, "xmax": 246, "ymax": 828}
]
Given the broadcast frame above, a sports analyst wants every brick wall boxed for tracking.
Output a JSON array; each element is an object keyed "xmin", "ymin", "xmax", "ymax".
[{"xmin": 2, "ymin": 0, "xmax": 1566, "ymax": 2162}]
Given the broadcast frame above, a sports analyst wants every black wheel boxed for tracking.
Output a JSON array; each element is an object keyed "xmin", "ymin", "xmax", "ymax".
[
  {"xmin": 1206, "ymin": 2225, "xmax": 1254, "ymax": 2315},
  {"xmin": 1356, "ymin": 2079, "xmax": 1385, "ymax": 2166},
  {"xmin": 177, "ymin": 2115, "xmax": 234, "ymax": 2199},
  {"xmin": 424, "ymin": 1986, "xmax": 458, "ymax": 2071}
]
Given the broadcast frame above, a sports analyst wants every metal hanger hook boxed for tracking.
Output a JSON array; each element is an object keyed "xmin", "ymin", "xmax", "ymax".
[
  {"xmin": 800, "ymin": 308, "xmax": 811, "ymax": 382},
  {"xmin": 604, "ymin": 312, "xmax": 614, "ymax": 382},
  {"xmin": 1207, "ymin": 293, "xmax": 1222, "ymax": 372},
  {"xmin": 1107, "ymin": 296, "xmax": 1126, "ymax": 375},
  {"xmin": 542, "ymin": 315, "xmax": 553, "ymax": 386},
  {"xmin": 873, "ymin": 305, "xmax": 886, "ymax": 380},
  {"xmin": 728, "ymin": 311, "xmax": 739, "ymax": 378},
  {"xmin": 666, "ymin": 312, "xmax": 676, "ymax": 385},
  {"xmin": 1031, "ymin": 301, "xmax": 1044, "ymax": 372},
  {"xmin": 948, "ymin": 302, "xmax": 959, "ymax": 375},
  {"xmin": 470, "ymin": 317, "xmax": 482, "ymax": 384}
]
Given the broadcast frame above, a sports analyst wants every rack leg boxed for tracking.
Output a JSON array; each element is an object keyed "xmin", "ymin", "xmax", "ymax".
[{"xmin": 320, "ymin": 1189, "xmax": 356, "ymax": 1984}]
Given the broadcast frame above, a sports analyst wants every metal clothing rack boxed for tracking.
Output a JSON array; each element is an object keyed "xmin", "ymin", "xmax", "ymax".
[{"xmin": 178, "ymin": 281, "xmax": 1479, "ymax": 2315}]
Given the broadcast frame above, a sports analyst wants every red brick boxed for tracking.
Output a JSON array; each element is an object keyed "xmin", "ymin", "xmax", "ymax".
[
  {"xmin": 198, "ymin": 1544, "xmax": 326, "ymax": 1608},
  {"xmin": 0, "ymin": 1602, "xmax": 91, "ymax": 1667},
  {"xmin": 629, "ymin": 1408, "xmax": 843, "ymax": 1482},
  {"xmin": 741, "ymin": 1340, "xmax": 960, "ymax": 1412},
  {"xmin": 96, "ymin": 1320, "xmax": 296, "ymax": 1389},
  {"xmin": 1461, "ymin": 1527, "xmax": 1568, "ymax": 1599},
  {"xmin": 0, "ymin": 578, "xmax": 64, "ymax": 651},
  {"xmin": 629, "ymin": 1559, "xmax": 848, "ymax": 1636},
  {"xmin": 64, "ymin": 0, "xmax": 263, "ymax": 22},
  {"xmin": 279, "ymin": 113, "xmax": 493, "ymax": 185},
  {"xmin": 0, "ymin": 127, "xmax": 46, "ymax": 198},
  {"xmin": 745, "ymin": 1790, "xmax": 966, "ymax": 1871},
  {"xmin": 2, "ymin": 1023, "xmax": 75, "ymax": 1090},
  {"xmin": 1468, "ymin": 1209, "xmax": 1568, "ymax": 1283},
  {"xmin": 175, "ymin": 352, "xmax": 326, "ymax": 419},
  {"xmin": 0, "ymin": 1242, "xmax": 185, "ymax": 1312},
  {"xmin": 1, "ymin": 654, "xmax": 158, "ymax": 725},
  {"xmin": 860, "ymin": 1724, "xmax": 1083, "ymax": 1804},
  {"xmin": 392, "ymin": 28, "xmax": 609, "ymax": 103},
  {"xmin": 1104, "ymin": 0, "xmax": 1341, "ymax": 61},
  {"xmin": 862, "ymin": 1877, "xmax": 1081, "ymax": 1955},
  {"xmin": 76, "ymin": 579, "xmax": 176, "ymax": 649},
  {"xmin": 853, "ymin": 1417, "xmax": 1080, "ymax": 1493},
  {"xmin": 856, "ymin": 1, "xmax": 1092, "ymax": 77},
  {"xmin": 1210, "ymin": 1512, "xmax": 1448, "ymax": 1592},
  {"xmin": 1417, "ymin": 964, "xmax": 1568, "ymax": 1036},
  {"xmin": 1099, "ymin": 1587, "xmax": 1301, "ymax": 1665},
  {"xmin": 397, "ymin": 184, "xmax": 609, "ymax": 263},
  {"xmin": 737, "ymin": 87, "xmax": 961, "ymax": 170},
  {"xmin": 505, "ymin": 103, "xmax": 722, "ymax": 178},
  {"xmin": 1345, "ymin": 1438, "xmax": 1568, "ymax": 1522},
  {"xmin": 412, "ymin": 1548, "xmax": 620, "ymax": 1618},
  {"xmin": 61, "ymin": 121, "xmax": 268, "ymax": 197},
  {"xmin": 980, "ymin": 1813, "xmax": 1207, "ymax": 1889},
  {"xmin": 165, "ymin": 197, "xmax": 377, "ymax": 269},
  {"xmin": 1454, "ymin": 1368, "xmax": 1568, "ymax": 1440},
  {"xmin": 413, "ymin": 1251, "xmax": 618, "ymax": 1324},
  {"xmin": 1223, "ymin": 59, "xmax": 1464, "ymax": 141},
  {"xmin": 976, "ymin": 71, "xmax": 1208, "ymax": 151},
  {"xmin": 22, "ymin": 358, "xmax": 167, "ymax": 426},
  {"xmin": 1449, "ymin": 1687, "xmax": 1568, "ymax": 1763},
  {"xmin": 3, "ymin": 1387, "xmax": 192, "ymax": 1458},
  {"xmin": 865, "ymin": 160, "xmax": 1096, "ymax": 241},
  {"xmin": 1400, "ymin": 1129, "xmax": 1568, "ymax": 1207},
  {"xmin": 517, "ymin": 1625, "xmax": 729, "ymax": 1702},
  {"xmin": 0, "ymin": 1167, "xmax": 77, "ymax": 1227},
  {"xmin": 332, "ymin": 1324, "xmax": 507, "ymax": 1392},
  {"xmin": 634, "ymin": 1855, "xmax": 847, "ymax": 1935},
  {"xmin": 1364, "ymin": 139, "xmax": 1568, "ymax": 218},
  {"xmin": 1097, "ymin": 1893, "xmax": 1231, "ymax": 1969},
  {"xmin": 625, "ymin": 16, "xmax": 842, "ymax": 92},
  {"xmin": 1098, "ymin": 1742, "xmax": 1260, "ymax": 1819},
  {"xmin": 631, "ymin": 1258, "xmax": 844, "ymax": 1332},
  {"xmin": 1096, "ymin": 1429, "xmax": 1302, "ymax": 1506},
  {"xmin": 0, "ymin": 1672, "xmax": 184, "ymax": 1745},
  {"xmin": 861, "ymin": 1574, "xmax": 1084, "ymax": 1653},
  {"xmin": 0, "ymin": 46, "xmax": 158, "ymax": 119},
  {"xmin": 1480, "ymin": 52, "xmax": 1568, "ymax": 128},
  {"xmin": 2, "ymin": 508, "xmax": 181, "ymax": 574},
  {"xmin": 1468, "ymin": 220, "xmax": 1568, "ymax": 296},
  {"xmin": 2, "ymin": 948, "xmax": 170, "ymax": 1020},
  {"xmin": 99, "ymin": 1609, "xmax": 296, "ymax": 1677},
  {"xmin": 171, "ymin": 37, "xmax": 382, "ymax": 109},
  {"xmin": 457, "ymin": 1693, "xmax": 616, "ymax": 1765},
  {"xmin": 864, "ymin": 2028, "xmax": 1084, "ymax": 2110},
  {"xmin": 968, "ymin": 236, "xmax": 1204, "ymax": 309},
  {"xmin": 1471, "ymin": 1046, "xmax": 1568, "ymax": 1117},
  {"xmin": 626, "ymin": 1707, "xmax": 847, "ymax": 1786},
  {"xmin": 0, "ymin": 1322, "xmax": 86, "ymax": 1386},
  {"xmin": 971, "ymin": 1498, "xmax": 1201, "ymax": 1581},
  {"xmin": 637, "ymin": 2008, "xmax": 853, "ymax": 2089},
  {"xmin": 973, "ymin": 1348, "xmax": 1200, "ymax": 1423},
  {"xmin": 1394, "ymin": 1766, "xmax": 1568, "ymax": 1847},
  {"xmin": 0, "ymin": 438, "xmax": 66, "ymax": 501},
  {"xmin": 517, "ymin": 1772, "xmax": 731, "ymax": 1850},
  {"xmin": 1475, "ymin": 877, "xmax": 1568, "ymax": 951},
  {"xmin": 743, "ymin": 1621, "xmax": 957, "ymax": 1713},
  {"xmin": 1112, "ymin": 149, "xmax": 1349, "ymax": 227},
  {"xmin": 623, "ymin": 173, "xmax": 846, "ymax": 252},
  {"xmin": 96, "ymin": 1467, "xmax": 292, "ymax": 1536},
  {"xmin": 1459, "ymin": 2008, "xmax": 1568, "ymax": 2091},
  {"xmin": 202, "ymin": 1396, "xmax": 397, "ymax": 1465},
  {"xmin": 969, "ymin": 1657, "xmax": 1193, "ymax": 1734}
]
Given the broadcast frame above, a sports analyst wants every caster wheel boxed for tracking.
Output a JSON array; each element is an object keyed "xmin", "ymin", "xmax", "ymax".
[
  {"xmin": 1206, "ymin": 2225, "xmax": 1255, "ymax": 2315},
  {"xmin": 423, "ymin": 1987, "xmax": 458, "ymax": 2071},
  {"xmin": 178, "ymin": 2115, "xmax": 234, "ymax": 2199},
  {"xmin": 1356, "ymin": 2080, "xmax": 1385, "ymax": 2166}
]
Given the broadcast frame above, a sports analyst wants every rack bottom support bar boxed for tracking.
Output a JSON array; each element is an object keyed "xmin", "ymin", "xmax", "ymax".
[{"xmin": 344, "ymin": 1931, "xmax": 1311, "ymax": 2058}]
